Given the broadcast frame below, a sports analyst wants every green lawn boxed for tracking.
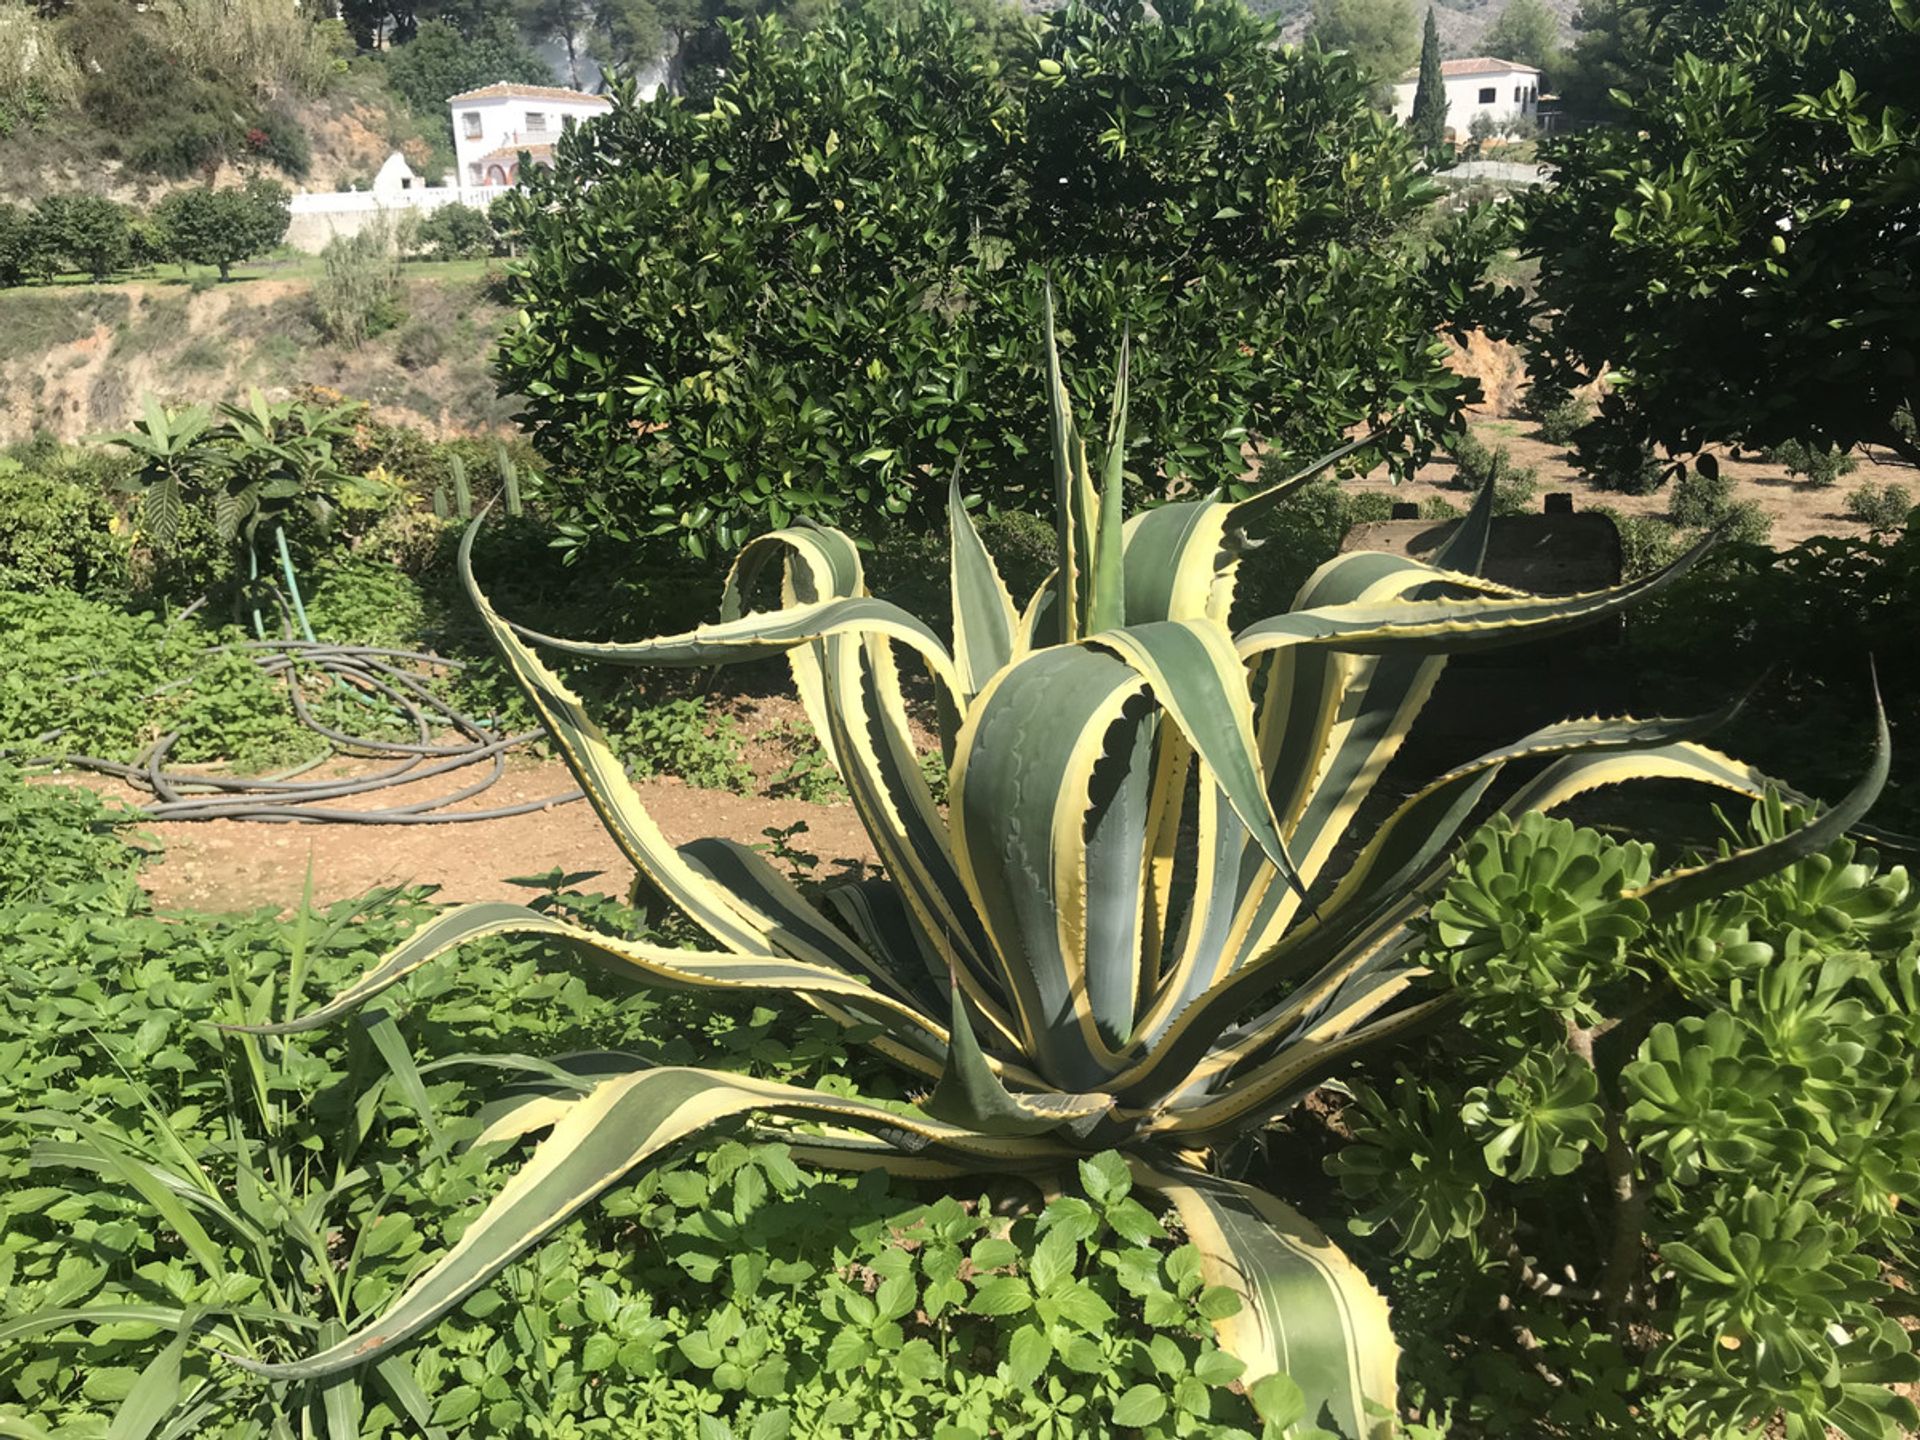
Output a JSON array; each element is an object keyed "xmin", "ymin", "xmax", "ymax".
[{"xmin": 3, "ymin": 254, "xmax": 497, "ymax": 294}]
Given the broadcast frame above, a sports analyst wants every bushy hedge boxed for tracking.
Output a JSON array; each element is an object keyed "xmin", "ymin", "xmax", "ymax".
[{"xmin": 495, "ymin": 0, "xmax": 1507, "ymax": 554}]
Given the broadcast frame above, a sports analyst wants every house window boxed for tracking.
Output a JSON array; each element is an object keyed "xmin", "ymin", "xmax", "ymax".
[
  {"xmin": 468, "ymin": 162, "xmax": 481, "ymax": 184},
  {"xmin": 1514, "ymin": 84, "xmax": 1522, "ymax": 101},
  {"xmin": 462, "ymin": 111, "xmax": 482, "ymax": 139},
  {"xmin": 1478, "ymin": 86, "xmax": 1496, "ymax": 103},
  {"xmin": 525, "ymin": 111, "xmax": 547, "ymax": 135}
]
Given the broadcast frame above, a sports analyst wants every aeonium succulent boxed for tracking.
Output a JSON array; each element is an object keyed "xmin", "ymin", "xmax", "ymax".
[{"xmin": 230, "ymin": 298, "xmax": 1886, "ymax": 1433}]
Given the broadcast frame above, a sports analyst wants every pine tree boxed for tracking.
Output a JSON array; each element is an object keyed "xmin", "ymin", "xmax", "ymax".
[{"xmin": 1410, "ymin": 8, "xmax": 1447, "ymax": 151}]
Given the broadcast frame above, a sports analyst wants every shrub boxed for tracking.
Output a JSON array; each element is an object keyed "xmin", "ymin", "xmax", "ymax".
[
  {"xmin": 1446, "ymin": 426, "xmax": 1538, "ymax": 502},
  {"xmin": 1767, "ymin": 437, "xmax": 1858, "ymax": 487},
  {"xmin": 314, "ymin": 219, "xmax": 404, "ymax": 346},
  {"xmin": 1845, "ymin": 481, "xmax": 1914, "ymax": 537},
  {"xmin": 496, "ymin": 0, "xmax": 1507, "ymax": 553},
  {"xmin": 236, "ymin": 318, "xmax": 1869, "ymax": 1430},
  {"xmin": 1332, "ymin": 801, "xmax": 1917, "ymax": 1437},
  {"xmin": 1525, "ymin": 385, "xmax": 1592, "ymax": 446},
  {"xmin": 413, "ymin": 201, "xmax": 496, "ymax": 261},
  {"xmin": 0, "ymin": 456, "xmax": 129, "ymax": 595},
  {"xmin": 1667, "ymin": 468, "xmax": 1734, "ymax": 528}
]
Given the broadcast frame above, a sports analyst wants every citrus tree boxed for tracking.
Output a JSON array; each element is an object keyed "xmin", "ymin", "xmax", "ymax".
[{"xmin": 494, "ymin": 0, "xmax": 1506, "ymax": 555}]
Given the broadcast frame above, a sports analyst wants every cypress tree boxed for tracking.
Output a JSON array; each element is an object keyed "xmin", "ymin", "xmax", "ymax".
[{"xmin": 1410, "ymin": 8, "xmax": 1448, "ymax": 151}]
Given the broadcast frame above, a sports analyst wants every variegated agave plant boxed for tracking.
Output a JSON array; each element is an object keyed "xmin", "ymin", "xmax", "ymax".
[{"xmin": 241, "ymin": 304, "xmax": 1884, "ymax": 1433}]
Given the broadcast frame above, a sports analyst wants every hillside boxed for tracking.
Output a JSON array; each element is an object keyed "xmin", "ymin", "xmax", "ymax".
[
  {"xmin": 1254, "ymin": 0, "xmax": 1580, "ymax": 58},
  {"xmin": 0, "ymin": 269, "xmax": 513, "ymax": 444}
]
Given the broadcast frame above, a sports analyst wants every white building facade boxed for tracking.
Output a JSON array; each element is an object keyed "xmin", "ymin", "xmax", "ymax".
[
  {"xmin": 1391, "ymin": 57, "xmax": 1541, "ymax": 138},
  {"xmin": 282, "ymin": 81, "xmax": 613, "ymax": 253},
  {"xmin": 448, "ymin": 83, "xmax": 613, "ymax": 190}
]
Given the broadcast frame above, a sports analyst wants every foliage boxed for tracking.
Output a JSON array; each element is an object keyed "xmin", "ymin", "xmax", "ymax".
[
  {"xmin": 414, "ymin": 202, "xmax": 499, "ymax": 261},
  {"xmin": 55, "ymin": 0, "xmax": 328, "ymax": 179},
  {"xmin": 235, "ymin": 308, "xmax": 1875, "ymax": 1438},
  {"xmin": 615, "ymin": 696, "xmax": 754, "ymax": 793},
  {"xmin": 1621, "ymin": 514, "xmax": 1920, "ymax": 831},
  {"xmin": 105, "ymin": 391, "xmax": 374, "ymax": 563},
  {"xmin": 1481, "ymin": 0, "xmax": 1562, "ymax": 76},
  {"xmin": 0, "ymin": 203, "xmax": 49, "ymax": 287},
  {"xmin": 0, "ymin": 455, "xmax": 129, "ymax": 597},
  {"xmin": 1307, "ymin": 0, "xmax": 1418, "ymax": 83},
  {"xmin": 1765, "ymin": 438, "xmax": 1858, "ymax": 489},
  {"xmin": 315, "ymin": 219, "xmax": 407, "ymax": 347},
  {"xmin": 0, "ymin": 590, "xmax": 314, "ymax": 767},
  {"xmin": 382, "ymin": 16, "xmax": 551, "ymax": 114},
  {"xmin": 1519, "ymin": 0, "xmax": 1920, "ymax": 481},
  {"xmin": 32, "ymin": 194, "xmax": 132, "ymax": 281},
  {"xmin": 1844, "ymin": 482, "xmax": 1913, "ymax": 537},
  {"xmin": 1330, "ymin": 800, "xmax": 1918, "ymax": 1437},
  {"xmin": 1445, "ymin": 427, "xmax": 1538, "ymax": 512},
  {"xmin": 1667, "ymin": 469, "xmax": 1733, "ymax": 530},
  {"xmin": 0, "ymin": 777, "xmax": 1292, "ymax": 1439},
  {"xmin": 153, "ymin": 180, "xmax": 292, "ymax": 281},
  {"xmin": 495, "ymin": 0, "xmax": 1505, "ymax": 555},
  {"xmin": 0, "ymin": 0, "xmax": 80, "ymax": 134},
  {"xmin": 1408, "ymin": 8, "xmax": 1446, "ymax": 150},
  {"xmin": 1523, "ymin": 385, "xmax": 1591, "ymax": 447}
]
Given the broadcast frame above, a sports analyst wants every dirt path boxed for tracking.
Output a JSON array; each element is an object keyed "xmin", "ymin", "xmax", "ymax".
[{"xmin": 100, "ymin": 757, "xmax": 880, "ymax": 914}]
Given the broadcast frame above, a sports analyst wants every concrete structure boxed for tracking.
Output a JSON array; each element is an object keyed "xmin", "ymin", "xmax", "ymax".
[
  {"xmin": 448, "ymin": 82, "xmax": 613, "ymax": 190},
  {"xmin": 282, "ymin": 81, "xmax": 613, "ymax": 253},
  {"xmin": 1391, "ymin": 57, "xmax": 1541, "ymax": 138}
]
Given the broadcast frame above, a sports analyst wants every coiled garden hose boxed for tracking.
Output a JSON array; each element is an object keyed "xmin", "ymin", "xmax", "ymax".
[{"xmin": 18, "ymin": 639, "xmax": 583, "ymax": 825}]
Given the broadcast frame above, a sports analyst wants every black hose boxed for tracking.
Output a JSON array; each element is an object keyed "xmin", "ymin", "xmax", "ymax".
[{"xmin": 17, "ymin": 638, "xmax": 582, "ymax": 824}]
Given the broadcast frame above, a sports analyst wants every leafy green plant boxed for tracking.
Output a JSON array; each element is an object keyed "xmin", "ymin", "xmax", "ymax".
[
  {"xmin": 239, "ymin": 304, "xmax": 1869, "ymax": 1426},
  {"xmin": 1525, "ymin": 387, "xmax": 1592, "ymax": 448},
  {"xmin": 0, "ymin": 776, "xmax": 1322, "ymax": 1438},
  {"xmin": 152, "ymin": 178, "xmax": 290, "ymax": 281},
  {"xmin": 315, "ymin": 220, "xmax": 405, "ymax": 348},
  {"xmin": 616, "ymin": 697, "xmax": 754, "ymax": 793},
  {"xmin": 1843, "ymin": 481, "xmax": 1912, "ymax": 537},
  {"xmin": 1445, "ymin": 428, "xmax": 1538, "ymax": 511},
  {"xmin": 1767, "ymin": 439, "xmax": 1858, "ymax": 489},
  {"xmin": 1329, "ymin": 797, "xmax": 1916, "ymax": 1438},
  {"xmin": 496, "ymin": 0, "xmax": 1506, "ymax": 554},
  {"xmin": 0, "ymin": 455, "xmax": 129, "ymax": 596}
]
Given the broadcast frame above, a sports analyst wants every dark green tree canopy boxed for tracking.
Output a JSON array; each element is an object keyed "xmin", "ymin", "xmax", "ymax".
[
  {"xmin": 1521, "ymin": 0, "xmax": 1920, "ymax": 474},
  {"xmin": 495, "ymin": 0, "xmax": 1498, "ymax": 553},
  {"xmin": 1409, "ymin": 7, "xmax": 1446, "ymax": 150},
  {"xmin": 383, "ymin": 16, "xmax": 554, "ymax": 113},
  {"xmin": 154, "ymin": 180, "xmax": 290, "ymax": 281}
]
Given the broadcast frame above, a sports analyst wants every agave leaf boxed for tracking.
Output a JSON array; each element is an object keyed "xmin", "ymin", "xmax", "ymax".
[
  {"xmin": 1088, "ymin": 328, "xmax": 1129, "ymax": 636},
  {"xmin": 229, "ymin": 1069, "xmax": 1069, "ymax": 1380},
  {"xmin": 924, "ymin": 984, "xmax": 1110, "ymax": 1137},
  {"xmin": 950, "ymin": 645, "xmax": 1149, "ymax": 1084},
  {"xmin": 947, "ymin": 471, "xmax": 1020, "ymax": 696},
  {"xmin": 1119, "ymin": 431, "xmax": 1382, "ymax": 628},
  {"xmin": 507, "ymin": 595, "xmax": 964, "ymax": 709},
  {"xmin": 1043, "ymin": 287, "xmax": 1097, "ymax": 644},
  {"xmin": 1628, "ymin": 695, "xmax": 1888, "ymax": 916},
  {"xmin": 1130, "ymin": 1161, "xmax": 1397, "ymax": 1440},
  {"xmin": 221, "ymin": 901, "xmax": 954, "ymax": 1065}
]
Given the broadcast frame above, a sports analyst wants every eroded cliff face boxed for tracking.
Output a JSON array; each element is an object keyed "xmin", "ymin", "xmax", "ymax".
[{"xmin": 0, "ymin": 273, "xmax": 514, "ymax": 445}]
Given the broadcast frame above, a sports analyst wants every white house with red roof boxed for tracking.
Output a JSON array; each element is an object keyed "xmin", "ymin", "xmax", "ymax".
[
  {"xmin": 1391, "ymin": 56, "xmax": 1540, "ymax": 137},
  {"xmin": 448, "ymin": 82, "xmax": 614, "ymax": 189}
]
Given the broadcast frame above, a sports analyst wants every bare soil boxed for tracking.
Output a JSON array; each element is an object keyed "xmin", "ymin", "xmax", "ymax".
[{"xmin": 104, "ymin": 751, "xmax": 879, "ymax": 915}]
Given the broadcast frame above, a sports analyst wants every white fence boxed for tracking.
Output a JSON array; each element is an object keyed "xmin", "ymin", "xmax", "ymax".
[{"xmin": 284, "ymin": 185, "xmax": 505, "ymax": 253}]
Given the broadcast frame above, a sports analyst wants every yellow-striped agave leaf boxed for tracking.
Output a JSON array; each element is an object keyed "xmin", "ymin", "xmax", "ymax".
[
  {"xmin": 1130, "ymin": 1161, "xmax": 1399, "ymax": 1440},
  {"xmin": 231, "ymin": 1068, "xmax": 1072, "ymax": 1380},
  {"xmin": 257, "ymin": 313, "xmax": 1888, "ymax": 1432}
]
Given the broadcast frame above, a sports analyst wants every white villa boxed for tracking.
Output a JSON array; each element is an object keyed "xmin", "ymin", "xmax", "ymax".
[
  {"xmin": 284, "ymin": 81, "xmax": 613, "ymax": 252},
  {"xmin": 1391, "ymin": 56, "xmax": 1541, "ymax": 138},
  {"xmin": 448, "ymin": 82, "xmax": 614, "ymax": 189}
]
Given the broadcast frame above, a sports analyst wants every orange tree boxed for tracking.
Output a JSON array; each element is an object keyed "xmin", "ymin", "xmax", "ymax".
[{"xmin": 492, "ymin": 0, "xmax": 1508, "ymax": 556}]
